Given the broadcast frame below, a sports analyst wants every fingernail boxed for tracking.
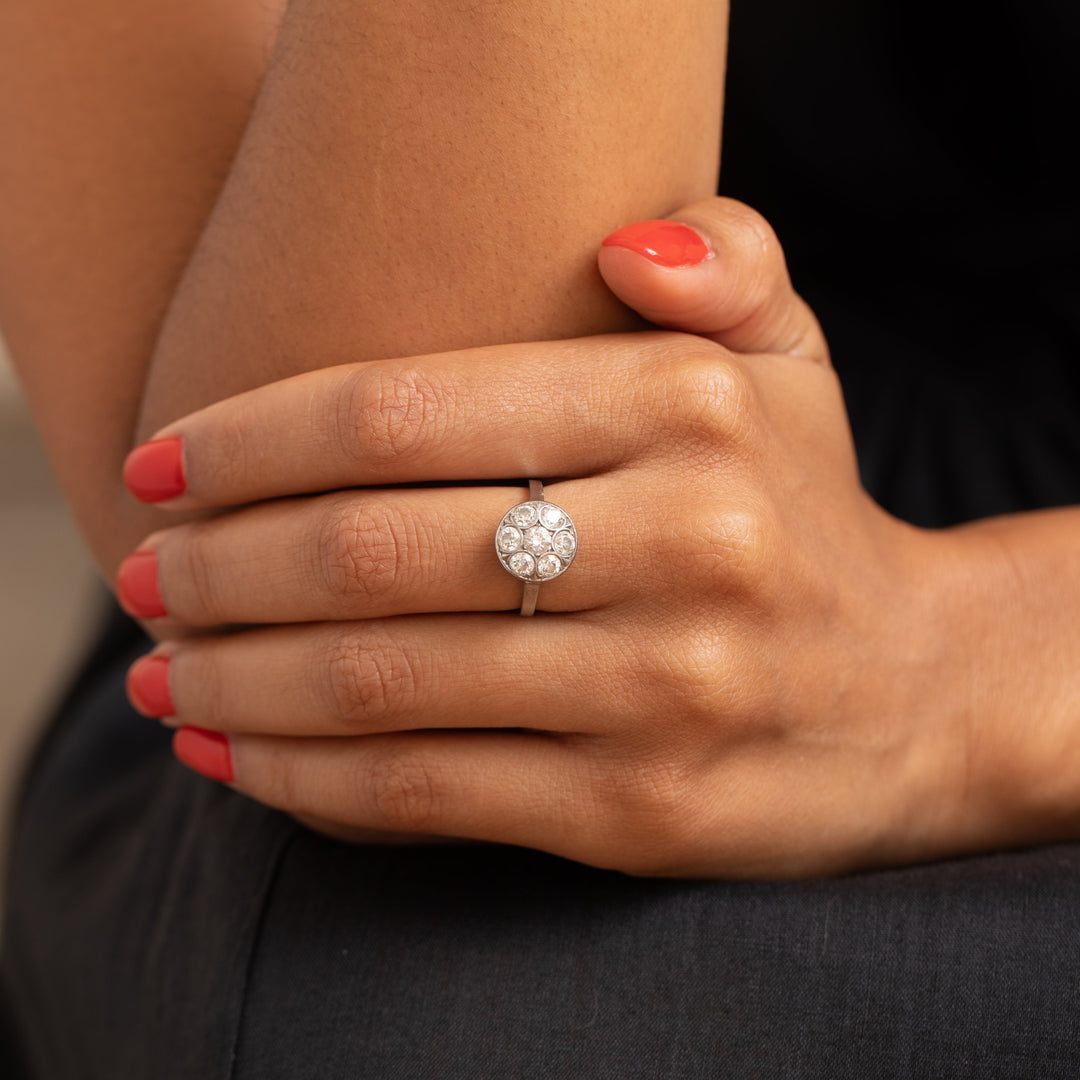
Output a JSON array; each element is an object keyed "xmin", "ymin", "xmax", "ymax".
[
  {"xmin": 173, "ymin": 727, "xmax": 234, "ymax": 783},
  {"xmin": 116, "ymin": 550, "xmax": 167, "ymax": 618},
  {"xmin": 601, "ymin": 220, "xmax": 711, "ymax": 267},
  {"xmin": 126, "ymin": 655, "xmax": 175, "ymax": 718},
  {"xmin": 123, "ymin": 437, "xmax": 186, "ymax": 503}
]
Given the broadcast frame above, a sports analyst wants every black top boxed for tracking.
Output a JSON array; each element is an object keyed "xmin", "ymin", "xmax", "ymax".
[
  {"xmin": 721, "ymin": 0, "xmax": 1080, "ymax": 526},
  {"xmin": 3, "ymin": 3, "xmax": 1080, "ymax": 1077}
]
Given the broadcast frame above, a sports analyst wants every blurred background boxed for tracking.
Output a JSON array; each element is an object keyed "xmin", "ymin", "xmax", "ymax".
[{"xmin": 0, "ymin": 338, "xmax": 97, "ymax": 893}]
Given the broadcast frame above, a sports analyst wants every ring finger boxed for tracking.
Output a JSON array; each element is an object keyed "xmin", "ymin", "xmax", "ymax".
[{"xmin": 116, "ymin": 482, "xmax": 629, "ymax": 626}]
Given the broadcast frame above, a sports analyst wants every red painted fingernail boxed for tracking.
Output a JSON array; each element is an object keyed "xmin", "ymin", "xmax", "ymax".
[
  {"xmin": 173, "ymin": 727, "xmax": 234, "ymax": 783},
  {"xmin": 601, "ymin": 220, "xmax": 711, "ymax": 267},
  {"xmin": 126, "ymin": 656, "xmax": 175, "ymax": 718},
  {"xmin": 116, "ymin": 550, "xmax": 167, "ymax": 618},
  {"xmin": 123, "ymin": 437, "xmax": 186, "ymax": 503}
]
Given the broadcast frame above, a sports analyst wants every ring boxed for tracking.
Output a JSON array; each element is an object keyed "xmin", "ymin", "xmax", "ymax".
[{"xmin": 495, "ymin": 479, "xmax": 578, "ymax": 617}]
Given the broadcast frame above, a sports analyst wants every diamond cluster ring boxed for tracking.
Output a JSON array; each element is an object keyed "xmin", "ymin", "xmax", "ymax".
[{"xmin": 495, "ymin": 479, "xmax": 577, "ymax": 616}]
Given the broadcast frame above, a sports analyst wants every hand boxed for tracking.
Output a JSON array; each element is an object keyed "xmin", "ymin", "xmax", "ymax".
[{"xmin": 117, "ymin": 199, "xmax": 963, "ymax": 878}]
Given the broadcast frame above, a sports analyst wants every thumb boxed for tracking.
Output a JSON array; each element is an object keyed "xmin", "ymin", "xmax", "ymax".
[{"xmin": 598, "ymin": 197, "xmax": 828, "ymax": 363}]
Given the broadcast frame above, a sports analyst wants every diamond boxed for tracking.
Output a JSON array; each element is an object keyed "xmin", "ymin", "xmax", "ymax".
[
  {"xmin": 523, "ymin": 526, "xmax": 552, "ymax": 555},
  {"xmin": 497, "ymin": 525, "xmax": 523, "ymax": 553},
  {"xmin": 537, "ymin": 553, "xmax": 563, "ymax": 578},
  {"xmin": 508, "ymin": 551, "xmax": 535, "ymax": 578},
  {"xmin": 552, "ymin": 530, "xmax": 576, "ymax": 558},
  {"xmin": 510, "ymin": 503, "xmax": 539, "ymax": 528},
  {"xmin": 539, "ymin": 504, "xmax": 566, "ymax": 530}
]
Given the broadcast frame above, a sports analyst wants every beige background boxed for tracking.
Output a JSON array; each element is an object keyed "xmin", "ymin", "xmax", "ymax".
[{"xmin": 0, "ymin": 340, "xmax": 98, "ymax": 882}]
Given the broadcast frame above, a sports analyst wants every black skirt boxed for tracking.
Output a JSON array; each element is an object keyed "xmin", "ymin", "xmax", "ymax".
[{"xmin": 5, "ymin": 601, "xmax": 1080, "ymax": 1079}]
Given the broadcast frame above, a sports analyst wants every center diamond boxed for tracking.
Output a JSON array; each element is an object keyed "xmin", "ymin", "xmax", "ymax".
[{"xmin": 522, "ymin": 526, "xmax": 552, "ymax": 555}]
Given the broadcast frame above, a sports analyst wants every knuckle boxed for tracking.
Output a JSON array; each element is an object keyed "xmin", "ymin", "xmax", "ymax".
[
  {"xmin": 723, "ymin": 198, "xmax": 781, "ymax": 265},
  {"xmin": 676, "ymin": 634, "xmax": 748, "ymax": 728},
  {"xmin": 324, "ymin": 629, "xmax": 420, "ymax": 729},
  {"xmin": 338, "ymin": 364, "xmax": 455, "ymax": 467},
  {"xmin": 650, "ymin": 504, "xmax": 769, "ymax": 596},
  {"xmin": 661, "ymin": 348, "xmax": 758, "ymax": 447},
  {"xmin": 639, "ymin": 630, "xmax": 732, "ymax": 725},
  {"xmin": 202, "ymin": 404, "xmax": 255, "ymax": 496},
  {"xmin": 175, "ymin": 524, "xmax": 226, "ymax": 624},
  {"xmin": 318, "ymin": 497, "xmax": 416, "ymax": 608},
  {"xmin": 720, "ymin": 200, "xmax": 788, "ymax": 318},
  {"xmin": 683, "ymin": 505, "xmax": 771, "ymax": 586},
  {"xmin": 625, "ymin": 623, "xmax": 769, "ymax": 750},
  {"xmin": 260, "ymin": 742, "xmax": 304, "ymax": 813},
  {"xmin": 597, "ymin": 759, "xmax": 701, "ymax": 875},
  {"xmin": 364, "ymin": 750, "xmax": 444, "ymax": 832},
  {"xmin": 176, "ymin": 645, "xmax": 226, "ymax": 729}
]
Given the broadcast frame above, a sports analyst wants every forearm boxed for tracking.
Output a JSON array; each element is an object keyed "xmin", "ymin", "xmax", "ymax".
[{"xmin": 136, "ymin": 0, "xmax": 727, "ymax": 441}]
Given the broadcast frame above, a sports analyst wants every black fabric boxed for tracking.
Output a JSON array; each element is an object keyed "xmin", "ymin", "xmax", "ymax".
[
  {"xmin": 0, "ymin": 602, "xmax": 295, "ymax": 1079},
  {"xmin": 4, "ymin": 1, "xmax": 1080, "ymax": 1076},
  {"xmin": 720, "ymin": 0, "xmax": 1080, "ymax": 528},
  {"xmin": 234, "ymin": 839, "xmax": 1080, "ymax": 1079}
]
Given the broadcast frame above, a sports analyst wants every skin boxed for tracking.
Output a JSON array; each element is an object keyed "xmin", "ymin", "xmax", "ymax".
[
  {"xmin": 136, "ymin": 0, "xmax": 727, "ymax": 445},
  {"xmin": 5, "ymin": 2, "xmax": 1080, "ymax": 877},
  {"xmin": 1, "ymin": 0, "xmax": 727, "ymax": 578},
  {"xmin": 125, "ymin": 199, "xmax": 1080, "ymax": 878},
  {"xmin": 0, "ymin": 0, "xmax": 289, "ymax": 569}
]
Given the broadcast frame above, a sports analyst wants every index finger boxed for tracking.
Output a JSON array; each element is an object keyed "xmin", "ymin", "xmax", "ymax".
[{"xmin": 122, "ymin": 331, "xmax": 728, "ymax": 509}]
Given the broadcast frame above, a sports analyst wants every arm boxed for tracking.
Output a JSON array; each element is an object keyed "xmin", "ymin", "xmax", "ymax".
[
  {"xmin": 0, "ymin": 0, "xmax": 287, "ymax": 576},
  {"xmin": 0, "ymin": 0, "xmax": 727, "ymax": 578},
  {"xmin": 140, "ymin": 0, "xmax": 728, "ymax": 432}
]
